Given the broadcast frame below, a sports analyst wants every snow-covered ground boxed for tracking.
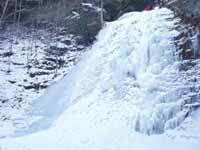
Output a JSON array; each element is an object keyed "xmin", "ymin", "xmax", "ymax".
[
  {"xmin": 0, "ymin": 27, "xmax": 84, "ymax": 137},
  {"xmin": 0, "ymin": 8, "xmax": 200, "ymax": 149}
]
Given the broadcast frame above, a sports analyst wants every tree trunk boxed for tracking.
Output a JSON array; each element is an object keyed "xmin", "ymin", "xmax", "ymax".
[
  {"xmin": 14, "ymin": 0, "xmax": 18, "ymax": 25},
  {"xmin": 100, "ymin": 0, "xmax": 104, "ymax": 26},
  {"xmin": 17, "ymin": 0, "xmax": 22, "ymax": 28},
  {"xmin": 0, "ymin": 0, "xmax": 10, "ymax": 27}
]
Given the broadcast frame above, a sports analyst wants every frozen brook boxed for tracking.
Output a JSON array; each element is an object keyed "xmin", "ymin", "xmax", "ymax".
[{"xmin": 0, "ymin": 8, "xmax": 200, "ymax": 150}]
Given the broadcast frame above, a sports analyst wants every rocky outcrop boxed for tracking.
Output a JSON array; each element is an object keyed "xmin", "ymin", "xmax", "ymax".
[
  {"xmin": 65, "ymin": 3, "xmax": 102, "ymax": 45},
  {"xmin": 166, "ymin": 0, "xmax": 200, "ymax": 60},
  {"xmin": 103, "ymin": 0, "xmax": 155, "ymax": 21},
  {"xmin": 167, "ymin": 0, "xmax": 200, "ymax": 25},
  {"xmin": 175, "ymin": 24, "xmax": 200, "ymax": 59}
]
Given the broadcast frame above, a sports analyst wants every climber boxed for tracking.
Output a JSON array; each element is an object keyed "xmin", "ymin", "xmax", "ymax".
[
  {"xmin": 144, "ymin": 5, "xmax": 152, "ymax": 11},
  {"xmin": 143, "ymin": 0, "xmax": 155, "ymax": 11}
]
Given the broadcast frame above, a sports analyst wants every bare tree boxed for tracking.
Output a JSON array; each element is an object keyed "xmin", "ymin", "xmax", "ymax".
[
  {"xmin": 17, "ymin": 0, "xmax": 22, "ymax": 30},
  {"xmin": 39, "ymin": 0, "xmax": 43, "ymax": 6},
  {"xmin": 14, "ymin": 0, "xmax": 18, "ymax": 25},
  {"xmin": 100, "ymin": 0, "xmax": 104, "ymax": 26},
  {"xmin": 0, "ymin": 0, "xmax": 10, "ymax": 27},
  {"xmin": 26, "ymin": 44, "xmax": 30, "ymax": 74},
  {"xmin": 7, "ymin": 31, "xmax": 13, "ymax": 74}
]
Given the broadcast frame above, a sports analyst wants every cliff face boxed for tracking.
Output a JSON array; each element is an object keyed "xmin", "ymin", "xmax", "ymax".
[
  {"xmin": 167, "ymin": 0, "xmax": 200, "ymax": 24},
  {"xmin": 166, "ymin": 0, "xmax": 200, "ymax": 60}
]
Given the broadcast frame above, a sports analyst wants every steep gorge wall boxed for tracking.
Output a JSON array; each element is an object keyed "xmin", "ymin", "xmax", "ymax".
[
  {"xmin": 167, "ymin": 0, "xmax": 200, "ymax": 23},
  {"xmin": 167, "ymin": 0, "xmax": 200, "ymax": 59}
]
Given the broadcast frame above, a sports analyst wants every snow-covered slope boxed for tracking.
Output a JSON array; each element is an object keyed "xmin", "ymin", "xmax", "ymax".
[
  {"xmin": 0, "ymin": 8, "xmax": 200, "ymax": 150},
  {"xmin": 0, "ymin": 27, "xmax": 84, "ymax": 137}
]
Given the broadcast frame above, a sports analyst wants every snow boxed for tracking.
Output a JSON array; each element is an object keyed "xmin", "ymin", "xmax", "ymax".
[
  {"xmin": 0, "ymin": 27, "xmax": 84, "ymax": 138},
  {"xmin": 0, "ymin": 8, "xmax": 200, "ymax": 149}
]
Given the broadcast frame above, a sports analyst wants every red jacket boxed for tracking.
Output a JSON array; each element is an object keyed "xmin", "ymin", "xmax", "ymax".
[{"xmin": 144, "ymin": 5, "xmax": 152, "ymax": 11}]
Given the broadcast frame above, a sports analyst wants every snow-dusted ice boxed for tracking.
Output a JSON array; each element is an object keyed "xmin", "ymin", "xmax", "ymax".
[{"xmin": 0, "ymin": 8, "xmax": 200, "ymax": 150}]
